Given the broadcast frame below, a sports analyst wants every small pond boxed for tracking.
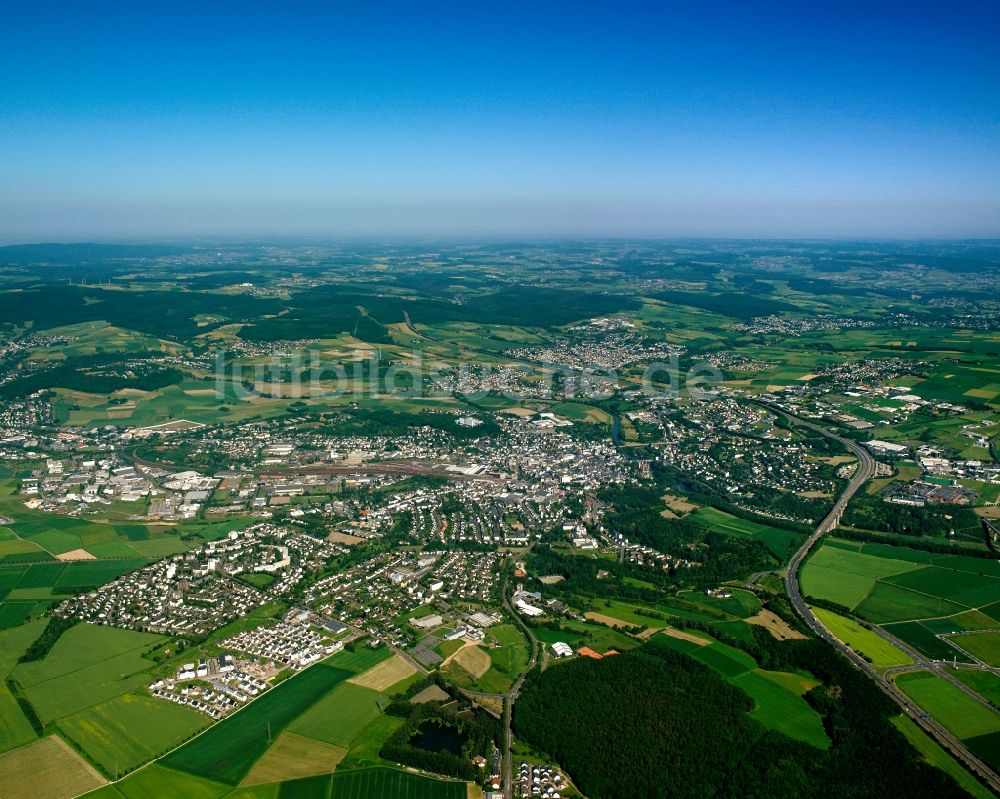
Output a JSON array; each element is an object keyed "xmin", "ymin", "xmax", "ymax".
[{"xmin": 410, "ymin": 720, "xmax": 467, "ymax": 755}]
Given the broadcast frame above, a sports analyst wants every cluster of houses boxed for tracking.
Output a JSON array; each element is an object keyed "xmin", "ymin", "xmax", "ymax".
[
  {"xmin": 651, "ymin": 397, "xmax": 836, "ymax": 519},
  {"xmin": 605, "ymin": 530, "xmax": 699, "ymax": 572},
  {"xmin": 55, "ymin": 523, "xmax": 344, "ymax": 635},
  {"xmin": 730, "ymin": 315, "xmax": 884, "ymax": 335},
  {"xmin": 506, "ymin": 317, "xmax": 684, "ymax": 371},
  {"xmin": 304, "ymin": 550, "xmax": 501, "ymax": 650},
  {"xmin": 220, "ymin": 618, "xmax": 344, "ymax": 669},
  {"xmin": 148, "ymin": 655, "xmax": 272, "ymax": 718},
  {"xmin": 518, "ymin": 762, "xmax": 567, "ymax": 798}
]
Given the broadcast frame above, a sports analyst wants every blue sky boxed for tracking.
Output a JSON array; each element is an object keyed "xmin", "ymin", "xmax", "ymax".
[{"xmin": 2, "ymin": 1, "xmax": 999, "ymax": 240}]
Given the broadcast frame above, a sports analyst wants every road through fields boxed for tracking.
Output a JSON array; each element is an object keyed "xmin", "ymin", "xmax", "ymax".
[{"xmin": 759, "ymin": 401, "xmax": 1000, "ymax": 794}]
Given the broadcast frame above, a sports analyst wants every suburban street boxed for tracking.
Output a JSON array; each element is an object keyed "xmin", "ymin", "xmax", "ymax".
[{"xmin": 500, "ymin": 573, "xmax": 541, "ymax": 799}]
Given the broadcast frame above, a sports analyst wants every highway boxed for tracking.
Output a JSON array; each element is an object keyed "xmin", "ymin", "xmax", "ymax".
[{"xmin": 758, "ymin": 401, "xmax": 1000, "ymax": 794}]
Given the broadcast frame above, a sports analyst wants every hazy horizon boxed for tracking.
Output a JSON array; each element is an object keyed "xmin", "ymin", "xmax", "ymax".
[{"xmin": 2, "ymin": 2, "xmax": 998, "ymax": 241}]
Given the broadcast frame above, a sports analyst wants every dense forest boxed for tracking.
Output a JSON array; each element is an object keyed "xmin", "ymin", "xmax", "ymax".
[
  {"xmin": 514, "ymin": 637, "xmax": 973, "ymax": 799},
  {"xmin": 842, "ymin": 494, "xmax": 981, "ymax": 539},
  {"xmin": 0, "ymin": 358, "xmax": 183, "ymax": 399},
  {"xmin": 596, "ymin": 481, "xmax": 778, "ymax": 584}
]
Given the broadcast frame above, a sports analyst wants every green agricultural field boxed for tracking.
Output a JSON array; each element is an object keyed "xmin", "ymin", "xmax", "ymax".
[
  {"xmin": 12, "ymin": 624, "xmax": 166, "ymax": 723},
  {"xmin": 890, "ymin": 715, "xmax": 994, "ymax": 799},
  {"xmin": 556, "ymin": 620, "xmax": 638, "ymax": 653},
  {"xmin": 690, "ymin": 507, "xmax": 803, "ymax": 558},
  {"xmin": 23, "ymin": 649, "xmax": 162, "ymax": 724},
  {"xmin": 882, "ymin": 621, "xmax": 971, "ymax": 662},
  {"xmin": 0, "ymin": 619, "xmax": 46, "ymax": 753},
  {"xmin": 800, "ymin": 564, "xmax": 879, "ymax": 610},
  {"xmin": 587, "ymin": 599, "xmax": 669, "ymax": 628},
  {"xmin": 0, "ymin": 565, "xmax": 28, "ymax": 589},
  {"xmin": 329, "ymin": 766, "xmax": 467, "ymax": 799},
  {"xmin": 323, "ymin": 646, "xmax": 393, "ymax": 674},
  {"xmin": 0, "ymin": 601, "xmax": 40, "ymax": 629},
  {"xmin": 435, "ymin": 638, "xmax": 465, "ymax": 659},
  {"xmin": 57, "ymin": 693, "xmax": 208, "ymax": 775},
  {"xmin": 802, "ymin": 539, "xmax": 998, "ymax": 628},
  {"xmin": 470, "ymin": 624, "xmax": 529, "ymax": 693},
  {"xmin": 947, "ymin": 669, "xmax": 1000, "ymax": 708},
  {"xmin": 966, "ymin": 730, "xmax": 1000, "ymax": 775},
  {"xmin": 950, "ymin": 632, "xmax": 1000, "ymax": 667},
  {"xmin": 806, "ymin": 542, "xmax": 923, "ymax": 580},
  {"xmin": 896, "ymin": 671, "xmax": 1000, "ymax": 741},
  {"xmin": 163, "ymin": 664, "xmax": 352, "ymax": 784},
  {"xmin": 14, "ymin": 623, "xmax": 162, "ymax": 688},
  {"xmin": 690, "ymin": 642, "xmax": 756, "ymax": 677},
  {"xmin": 336, "ymin": 714, "xmax": 405, "ymax": 771},
  {"xmin": 650, "ymin": 630, "xmax": 828, "ymax": 747},
  {"xmin": 114, "ymin": 764, "xmax": 230, "ymax": 799},
  {"xmin": 813, "ymin": 608, "xmax": 913, "ymax": 667},
  {"xmin": 278, "ymin": 773, "xmax": 332, "ymax": 799},
  {"xmin": 226, "ymin": 785, "xmax": 280, "ymax": 799},
  {"xmin": 730, "ymin": 670, "xmax": 829, "ymax": 749},
  {"xmin": 853, "ymin": 582, "xmax": 968, "ymax": 624},
  {"xmin": 15, "ymin": 562, "xmax": 66, "ymax": 588},
  {"xmin": 921, "ymin": 616, "xmax": 972, "ymax": 635},
  {"xmin": 289, "ymin": 683, "xmax": 383, "ymax": 748},
  {"xmin": 981, "ymin": 602, "xmax": 1000, "ymax": 623},
  {"xmin": 800, "ymin": 542, "xmax": 921, "ymax": 609},
  {"xmin": 699, "ymin": 588, "xmax": 763, "ymax": 619},
  {"xmin": 54, "ymin": 560, "xmax": 147, "ymax": 591},
  {"xmin": 883, "ymin": 566, "xmax": 1000, "ymax": 608},
  {"xmin": 0, "ymin": 529, "xmax": 46, "ymax": 559}
]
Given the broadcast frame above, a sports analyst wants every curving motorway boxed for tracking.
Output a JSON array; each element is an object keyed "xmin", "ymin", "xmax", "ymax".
[{"xmin": 756, "ymin": 401, "xmax": 1000, "ymax": 794}]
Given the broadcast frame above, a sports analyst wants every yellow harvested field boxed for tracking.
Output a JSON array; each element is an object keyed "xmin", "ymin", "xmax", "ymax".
[
  {"xmin": 242, "ymin": 731, "xmax": 345, "ymax": 786},
  {"xmin": 661, "ymin": 627, "xmax": 711, "ymax": 646},
  {"xmin": 348, "ymin": 654, "xmax": 418, "ymax": 691},
  {"xmin": 411, "ymin": 685, "xmax": 451, "ymax": 704},
  {"xmin": 584, "ymin": 611, "xmax": 652, "ymax": 631},
  {"xmin": 502, "ymin": 407, "xmax": 537, "ymax": 418},
  {"xmin": 746, "ymin": 610, "xmax": 806, "ymax": 641},
  {"xmin": 662, "ymin": 494, "xmax": 698, "ymax": 513},
  {"xmin": 327, "ymin": 531, "xmax": 366, "ymax": 545},
  {"xmin": 0, "ymin": 736, "xmax": 106, "ymax": 799},
  {"xmin": 56, "ymin": 548, "xmax": 96, "ymax": 561},
  {"xmin": 448, "ymin": 645, "xmax": 491, "ymax": 679}
]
